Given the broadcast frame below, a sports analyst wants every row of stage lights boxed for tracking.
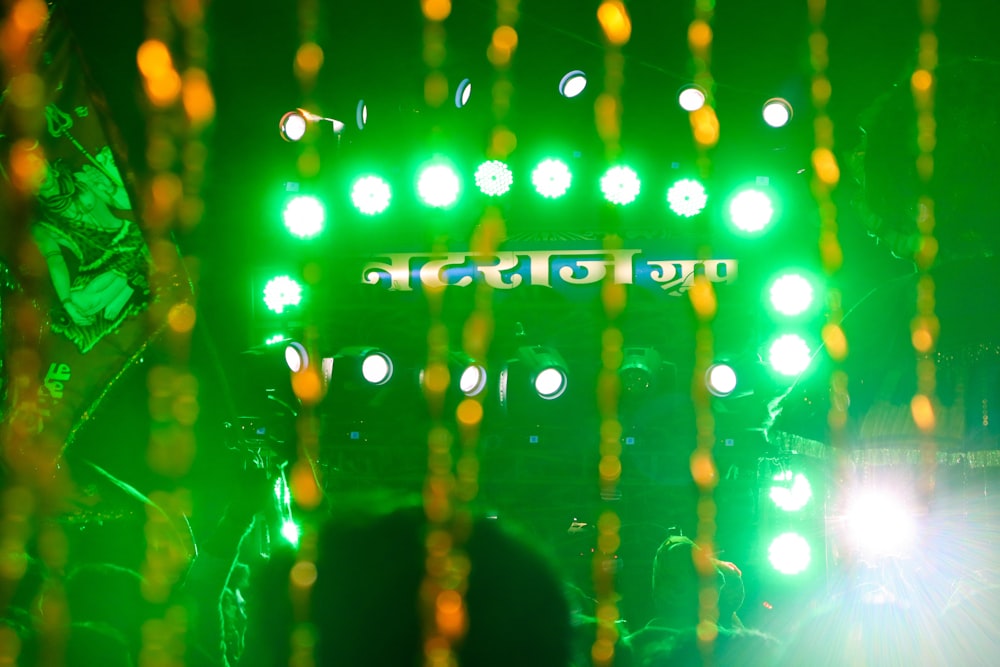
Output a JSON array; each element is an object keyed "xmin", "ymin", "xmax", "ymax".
[
  {"xmin": 277, "ymin": 73, "xmax": 796, "ymax": 144},
  {"xmin": 271, "ymin": 337, "xmax": 741, "ymax": 404},
  {"xmin": 277, "ymin": 162, "xmax": 777, "ymax": 238}
]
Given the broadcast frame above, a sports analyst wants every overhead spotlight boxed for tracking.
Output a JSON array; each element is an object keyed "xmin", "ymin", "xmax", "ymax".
[
  {"xmin": 282, "ymin": 194, "xmax": 326, "ymax": 238},
  {"xmin": 769, "ymin": 470, "xmax": 813, "ymax": 512},
  {"xmin": 281, "ymin": 108, "xmax": 346, "ymax": 138},
  {"xmin": 279, "ymin": 110, "xmax": 308, "ymax": 141},
  {"xmin": 417, "ymin": 163, "xmax": 461, "ymax": 208},
  {"xmin": 705, "ymin": 362, "xmax": 737, "ymax": 397},
  {"xmin": 451, "ymin": 352, "xmax": 487, "ymax": 397},
  {"xmin": 767, "ymin": 532, "xmax": 811, "ymax": 575},
  {"xmin": 356, "ymin": 99, "xmax": 368, "ymax": 130},
  {"xmin": 559, "ymin": 70, "xmax": 588, "ymax": 98},
  {"xmin": 455, "ymin": 78, "xmax": 472, "ymax": 108},
  {"xmin": 361, "ymin": 350, "xmax": 393, "ymax": 385},
  {"xmin": 351, "ymin": 175, "xmax": 392, "ymax": 215},
  {"xmin": 762, "ymin": 98, "xmax": 793, "ymax": 128},
  {"xmin": 667, "ymin": 178, "xmax": 707, "ymax": 217},
  {"xmin": 475, "ymin": 160, "xmax": 513, "ymax": 196},
  {"xmin": 262, "ymin": 276, "xmax": 303, "ymax": 315},
  {"xmin": 284, "ymin": 342, "xmax": 309, "ymax": 373},
  {"xmin": 330, "ymin": 346, "xmax": 395, "ymax": 387},
  {"xmin": 532, "ymin": 158, "xmax": 572, "ymax": 198},
  {"xmin": 619, "ymin": 347, "xmax": 663, "ymax": 397},
  {"xmin": 600, "ymin": 165, "xmax": 641, "ymax": 205},
  {"xmin": 677, "ymin": 85, "xmax": 707, "ymax": 112},
  {"xmin": 519, "ymin": 346, "xmax": 568, "ymax": 400},
  {"xmin": 729, "ymin": 188, "xmax": 774, "ymax": 233},
  {"xmin": 769, "ymin": 273, "xmax": 814, "ymax": 317},
  {"xmin": 768, "ymin": 334, "xmax": 811, "ymax": 377}
]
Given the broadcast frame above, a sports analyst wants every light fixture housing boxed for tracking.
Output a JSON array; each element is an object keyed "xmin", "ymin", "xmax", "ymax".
[
  {"xmin": 559, "ymin": 70, "xmax": 588, "ymax": 98},
  {"xmin": 619, "ymin": 347, "xmax": 663, "ymax": 397},
  {"xmin": 517, "ymin": 345, "xmax": 568, "ymax": 400}
]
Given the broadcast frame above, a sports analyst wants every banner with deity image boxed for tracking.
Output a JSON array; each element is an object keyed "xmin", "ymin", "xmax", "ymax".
[{"xmin": 0, "ymin": 10, "xmax": 190, "ymax": 462}]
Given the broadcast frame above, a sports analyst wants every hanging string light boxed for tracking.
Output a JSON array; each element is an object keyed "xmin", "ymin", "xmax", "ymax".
[
  {"xmin": 911, "ymin": 0, "xmax": 939, "ymax": 503},
  {"xmin": 416, "ymin": 5, "xmax": 473, "ymax": 667},
  {"xmin": 805, "ymin": 0, "xmax": 849, "ymax": 484},
  {"xmin": 684, "ymin": 0, "xmax": 721, "ymax": 655},
  {"xmin": 592, "ymin": 3, "xmax": 631, "ymax": 665}
]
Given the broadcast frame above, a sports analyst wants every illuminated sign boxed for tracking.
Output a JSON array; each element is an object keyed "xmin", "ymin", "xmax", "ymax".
[{"xmin": 362, "ymin": 249, "xmax": 737, "ymax": 295}]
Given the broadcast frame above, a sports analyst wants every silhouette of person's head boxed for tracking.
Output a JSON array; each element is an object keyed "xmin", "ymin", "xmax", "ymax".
[
  {"xmin": 651, "ymin": 535, "xmax": 744, "ymax": 629},
  {"xmin": 854, "ymin": 58, "xmax": 1000, "ymax": 263},
  {"xmin": 243, "ymin": 503, "xmax": 572, "ymax": 667}
]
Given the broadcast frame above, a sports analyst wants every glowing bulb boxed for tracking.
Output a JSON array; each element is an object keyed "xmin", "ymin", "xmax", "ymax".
[
  {"xmin": 532, "ymin": 159, "xmax": 572, "ymax": 198},
  {"xmin": 351, "ymin": 176, "xmax": 391, "ymax": 215},
  {"xmin": 667, "ymin": 178, "xmax": 708, "ymax": 217},
  {"xmin": 600, "ymin": 166, "xmax": 641, "ymax": 205}
]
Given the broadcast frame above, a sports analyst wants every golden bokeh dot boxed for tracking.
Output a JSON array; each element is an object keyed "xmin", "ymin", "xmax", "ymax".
[
  {"xmin": 598, "ymin": 1, "xmax": 632, "ymax": 45},
  {"xmin": 167, "ymin": 302, "xmax": 196, "ymax": 333},
  {"xmin": 690, "ymin": 106, "xmax": 720, "ymax": 148},
  {"xmin": 597, "ymin": 510, "xmax": 621, "ymax": 533},
  {"xmin": 423, "ymin": 362, "xmax": 450, "ymax": 394},
  {"xmin": 911, "ymin": 394, "xmax": 936, "ymax": 431},
  {"xmin": 822, "ymin": 323, "xmax": 848, "ymax": 361},
  {"xmin": 591, "ymin": 638, "xmax": 615, "ymax": 664},
  {"xmin": 492, "ymin": 25, "xmax": 518, "ymax": 50},
  {"xmin": 489, "ymin": 127, "xmax": 517, "ymax": 157},
  {"xmin": 812, "ymin": 147, "xmax": 840, "ymax": 185},
  {"xmin": 12, "ymin": 0, "xmax": 48, "ymax": 33},
  {"xmin": 422, "ymin": 0, "xmax": 451, "ymax": 21},
  {"xmin": 598, "ymin": 531, "xmax": 621, "ymax": 554},
  {"xmin": 689, "ymin": 275, "xmax": 717, "ymax": 318},
  {"xmin": 9, "ymin": 139, "xmax": 47, "ymax": 193},
  {"xmin": 295, "ymin": 42, "xmax": 324, "ymax": 77},
  {"xmin": 291, "ymin": 460, "xmax": 321, "ymax": 509},
  {"xmin": 290, "ymin": 561, "xmax": 318, "ymax": 588},
  {"xmin": 598, "ymin": 455, "xmax": 622, "ymax": 481},
  {"xmin": 182, "ymin": 68, "xmax": 216, "ymax": 126},
  {"xmin": 690, "ymin": 452, "xmax": 717, "ymax": 488},
  {"xmin": 137, "ymin": 39, "xmax": 173, "ymax": 79},
  {"xmin": 911, "ymin": 68, "xmax": 933, "ymax": 93},
  {"xmin": 456, "ymin": 398, "xmax": 483, "ymax": 426},
  {"xmin": 146, "ymin": 69, "xmax": 183, "ymax": 107},
  {"xmin": 292, "ymin": 368, "xmax": 324, "ymax": 404},
  {"xmin": 912, "ymin": 327, "xmax": 934, "ymax": 353},
  {"xmin": 687, "ymin": 19, "xmax": 713, "ymax": 50}
]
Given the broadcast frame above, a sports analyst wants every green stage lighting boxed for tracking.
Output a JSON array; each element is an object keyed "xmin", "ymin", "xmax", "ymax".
[
  {"xmin": 769, "ymin": 470, "xmax": 813, "ymax": 512},
  {"xmin": 264, "ymin": 334, "xmax": 287, "ymax": 346},
  {"xmin": 417, "ymin": 164, "xmax": 460, "ymax": 207},
  {"xmin": 769, "ymin": 273, "xmax": 814, "ymax": 316},
  {"xmin": 531, "ymin": 159, "xmax": 572, "ymax": 198},
  {"xmin": 601, "ymin": 166, "xmax": 641, "ymax": 205},
  {"xmin": 768, "ymin": 532, "xmax": 811, "ymax": 575},
  {"xmin": 351, "ymin": 175, "xmax": 392, "ymax": 215},
  {"xmin": 280, "ymin": 519, "xmax": 301, "ymax": 546},
  {"xmin": 283, "ymin": 195, "xmax": 325, "ymax": 238},
  {"xmin": 706, "ymin": 362, "xmax": 737, "ymax": 397},
  {"xmin": 263, "ymin": 276, "xmax": 303, "ymax": 314},
  {"xmin": 762, "ymin": 98, "xmax": 793, "ymax": 128},
  {"xmin": 667, "ymin": 178, "xmax": 708, "ymax": 217},
  {"xmin": 729, "ymin": 188, "xmax": 774, "ymax": 233},
  {"xmin": 475, "ymin": 160, "xmax": 513, "ymax": 196},
  {"xmin": 768, "ymin": 334, "xmax": 811, "ymax": 377}
]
